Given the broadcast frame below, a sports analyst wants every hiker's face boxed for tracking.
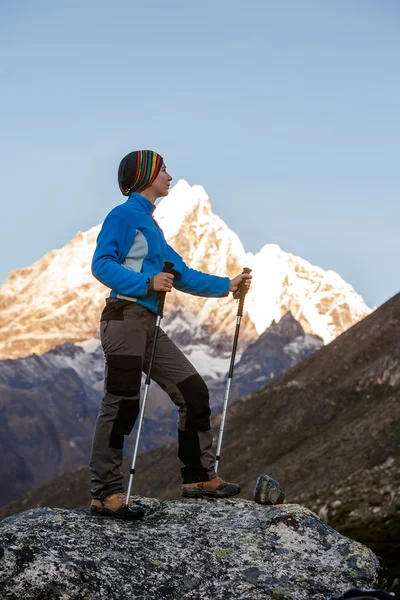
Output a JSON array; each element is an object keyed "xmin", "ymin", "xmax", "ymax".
[{"xmin": 152, "ymin": 163, "xmax": 172, "ymax": 197}]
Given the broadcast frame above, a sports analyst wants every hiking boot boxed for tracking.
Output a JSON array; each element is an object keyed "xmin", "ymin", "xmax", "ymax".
[
  {"xmin": 182, "ymin": 476, "xmax": 240, "ymax": 499},
  {"xmin": 90, "ymin": 493, "xmax": 145, "ymax": 520}
]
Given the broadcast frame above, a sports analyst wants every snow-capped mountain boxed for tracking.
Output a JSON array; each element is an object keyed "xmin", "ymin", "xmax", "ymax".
[{"xmin": 0, "ymin": 179, "xmax": 371, "ymax": 368}]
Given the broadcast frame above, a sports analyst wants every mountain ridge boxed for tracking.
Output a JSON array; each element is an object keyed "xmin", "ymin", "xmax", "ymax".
[{"xmin": 0, "ymin": 179, "xmax": 371, "ymax": 362}]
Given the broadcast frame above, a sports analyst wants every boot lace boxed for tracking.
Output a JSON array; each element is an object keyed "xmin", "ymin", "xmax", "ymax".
[{"xmin": 115, "ymin": 493, "xmax": 127, "ymax": 506}]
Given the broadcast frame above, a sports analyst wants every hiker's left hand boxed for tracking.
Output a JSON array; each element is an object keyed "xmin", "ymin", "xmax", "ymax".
[{"xmin": 229, "ymin": 272, "xmax": 252, "ymax": 295}]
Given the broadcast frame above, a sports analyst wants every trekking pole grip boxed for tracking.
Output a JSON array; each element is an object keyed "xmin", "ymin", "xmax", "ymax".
[
  {"xmin": 157, "ymin": 261, "xmax": 175, "ymax": 317},
  {"xmin": 237, "ymin": 267, "xmax": 252, "ymax": 317}
]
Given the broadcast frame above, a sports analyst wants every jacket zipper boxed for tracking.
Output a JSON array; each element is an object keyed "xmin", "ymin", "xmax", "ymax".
[{"xmin": 152, "ymin": 216, "xmax": 165, "ymax": 267}]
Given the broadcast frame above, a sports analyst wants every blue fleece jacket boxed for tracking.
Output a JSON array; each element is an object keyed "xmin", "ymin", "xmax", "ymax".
[{"xmin": 91, "ymin": 193, "xmax": 230, "ymax": 313}]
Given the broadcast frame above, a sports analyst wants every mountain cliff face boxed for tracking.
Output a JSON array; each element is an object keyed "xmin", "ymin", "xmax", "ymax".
[{"xmin": 0, "ymin": 180, "xmax": 371, "ymax": 365}]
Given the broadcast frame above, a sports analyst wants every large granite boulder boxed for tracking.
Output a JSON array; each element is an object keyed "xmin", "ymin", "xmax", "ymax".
[{"xmin": 0, "ymin": 498, "xmax": 385, "ymax": 600}]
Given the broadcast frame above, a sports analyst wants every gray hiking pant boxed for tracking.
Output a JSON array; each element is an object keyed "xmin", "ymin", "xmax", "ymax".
[{"xmin": 89, "ymin": 298, "xmax": 216, "ymax": 499}]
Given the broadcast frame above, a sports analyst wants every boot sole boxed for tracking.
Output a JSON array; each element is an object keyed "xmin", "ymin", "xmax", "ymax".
[
  {"xmin": 90, "ymin": 505, "xmax": 144, "ymax": 520},
  {"xmin": 182, "ymin": 485, "xmax": 240, "ymax": 499}
]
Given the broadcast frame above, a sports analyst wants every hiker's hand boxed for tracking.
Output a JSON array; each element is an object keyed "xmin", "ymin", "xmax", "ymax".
[
  {"xmin": 229, "ymin": 272, "xmax": 252, "ymax": 295},
  {"xmin": 153, "ymin": 272, "xmax": 174, "ymax": 292}
]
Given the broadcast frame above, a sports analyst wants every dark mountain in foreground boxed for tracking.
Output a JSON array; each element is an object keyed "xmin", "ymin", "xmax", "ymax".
[{"xmin": 2, "ymin": 293, "xmax": 398, "ymax": 586}]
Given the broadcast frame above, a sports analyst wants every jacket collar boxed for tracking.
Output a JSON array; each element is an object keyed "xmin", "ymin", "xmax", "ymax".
[{"xmin": 127, "ymin": 192, "xmax": 156, "ymax": 214}]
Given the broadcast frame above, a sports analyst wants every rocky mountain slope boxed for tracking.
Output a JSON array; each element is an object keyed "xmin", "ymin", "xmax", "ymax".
[
  {"xmin": 296, "ymin": 455, "xmax": 400, "ymax": 593},
  {"xmin": 0, "ymin": 180, "xmax": 371, "ymax": 364}
]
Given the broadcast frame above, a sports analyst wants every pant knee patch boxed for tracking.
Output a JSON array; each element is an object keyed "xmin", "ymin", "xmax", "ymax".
[
  {"xmin": 106, "ymin": 355, "xmax": 142, "ymax": 397},
  {"xmin": 109, "ymin": 398, "xmax": 140, "ymax": 449},
  {"xmin": 177, "ymin": 374, "xmax": 211, "ymax": 431}
]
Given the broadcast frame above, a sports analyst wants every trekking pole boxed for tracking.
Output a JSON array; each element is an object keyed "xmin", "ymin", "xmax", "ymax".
[
  {"xmin": 215, "ymin": 267, "xmax": 252, "ymax": 474},
  {"xmin": 125, "ymin": 261, "xmax": 174, "ymax": 506}
]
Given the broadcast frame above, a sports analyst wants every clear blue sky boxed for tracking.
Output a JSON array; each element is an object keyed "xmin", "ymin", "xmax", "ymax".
[{"xmin": 1, "ymin": 0, "xmax": 399, "ymax": 308}]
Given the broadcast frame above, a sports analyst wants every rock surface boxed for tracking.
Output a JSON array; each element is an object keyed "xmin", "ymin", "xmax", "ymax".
[
  {"xmin": 295, "ymin": 455, "xmax": 400, "ymax": 596},
  {"xmin": 0, "ymin": 499, "xmax": 384, "ymax": 600}
]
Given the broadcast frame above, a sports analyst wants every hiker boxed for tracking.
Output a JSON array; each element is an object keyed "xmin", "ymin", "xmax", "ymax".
[{"xmin": 89, "ymin": 150, "xmax": 252, "ymax": 520}]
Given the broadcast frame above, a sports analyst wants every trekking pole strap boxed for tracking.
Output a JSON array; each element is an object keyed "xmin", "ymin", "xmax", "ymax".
[
  {"xmin": 157, "ymin": 261, "xmax": 175, "ymax": 317},
  {"xmin": 236, "ymin": 267, "xmax": 252, "ymax": 317}
]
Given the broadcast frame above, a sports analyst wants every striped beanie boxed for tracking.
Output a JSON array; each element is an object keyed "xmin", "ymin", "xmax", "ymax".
[{"xmin": 118, "ymin": 150, "xmax": 164, "ymax": 196}]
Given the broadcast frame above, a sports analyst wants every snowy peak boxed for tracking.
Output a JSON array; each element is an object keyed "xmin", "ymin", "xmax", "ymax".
[
  {"xmin": 243, "ymin": 243, "xmax": 370, "ymax": 342},
  {"xmin": 156, "ymin": 180, "xmax": 245, "ymax": 278},
  {"xmin": 155, "ymin": 179, "xmax": 212, "ymax": 240},
  {"xmin": 261, "ymin": 312, "xmax": 306, "ymax": 340},
  {"xmin": 0, "ymin": 180, "xmax": 372, "ymax": 359}
]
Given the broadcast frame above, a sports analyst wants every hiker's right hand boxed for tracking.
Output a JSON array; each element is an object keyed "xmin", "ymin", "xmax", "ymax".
[{"xmin": 153, "ymin": 272, "xmax": 174, "ymax": 292}]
